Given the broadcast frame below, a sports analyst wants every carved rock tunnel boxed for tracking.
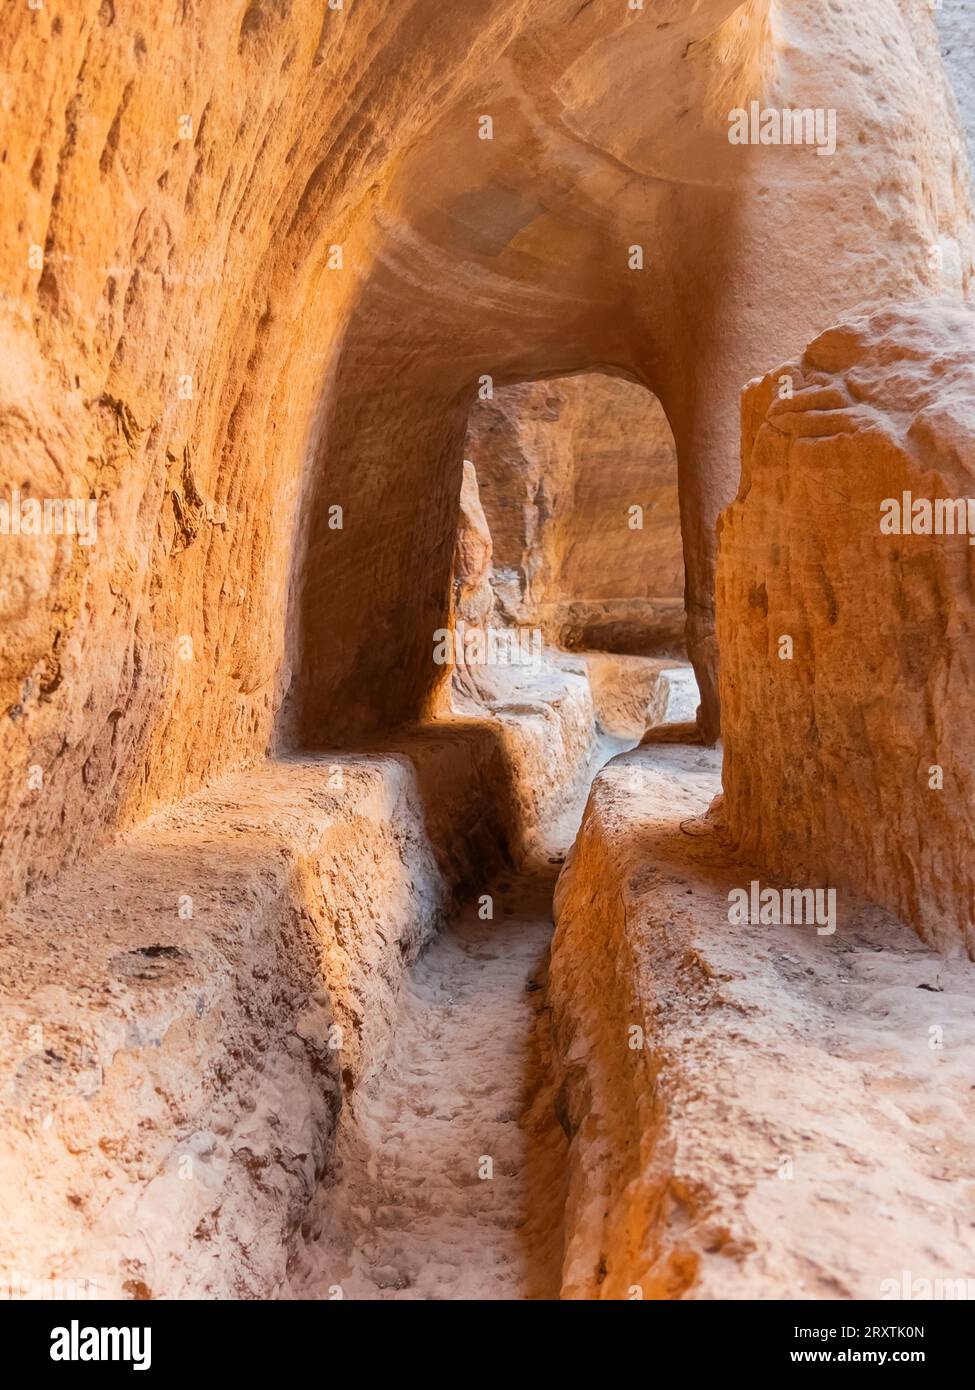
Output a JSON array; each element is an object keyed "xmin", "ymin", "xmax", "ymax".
[{"xmin": 2, "ymin": 0, "xmax": 975, "ymax": 1305}]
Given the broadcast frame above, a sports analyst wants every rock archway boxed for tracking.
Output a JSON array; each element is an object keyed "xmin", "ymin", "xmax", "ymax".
[{"xmin": 462, "ymin": 373, "xmax": 685, "ymax": 658}]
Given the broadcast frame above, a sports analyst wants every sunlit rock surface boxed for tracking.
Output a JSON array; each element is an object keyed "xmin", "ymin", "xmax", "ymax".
[
  {"xmin": 2, "ymin": 0, "xmax": 970, "ymax": 905},
  {"xmin": 551, "ymin": 742, "xmax": 975, "ymax": 1298},
  {"xmin": 1, "ymin": 0, "xmax": 975, "ymax": 1304},
  {"xmin": 718, "ymin": 301, "xmax": 975, "ymax": 957}
]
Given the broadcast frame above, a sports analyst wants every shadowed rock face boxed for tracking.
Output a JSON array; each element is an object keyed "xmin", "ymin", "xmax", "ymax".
[
  {"xmin": 462, "ymin": 374, "xmax": 685, "ymax": 656},
  {"xmin": 1, "ymin": 0, "xmax": 970, "ymax": 903},
  {"xmin": 717, "ymin": 300, "xmax": 975, "ymax": 958}
]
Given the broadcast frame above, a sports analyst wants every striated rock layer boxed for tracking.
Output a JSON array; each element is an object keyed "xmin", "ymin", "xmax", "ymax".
[
  {"xmin": 1, "ymin": 0, "xmax": 971, "ymax": 909},
  {"xmin": 717, "ymin": 300, "xmax": 975, "ymax": 957}
]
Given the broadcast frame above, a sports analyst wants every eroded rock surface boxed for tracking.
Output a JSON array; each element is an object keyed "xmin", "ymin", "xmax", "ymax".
[
  {"xmin": 717, "ymin": 301, "xmax": 975, "ymax": 957},
  {"xmin": 551, "ymin": 743, "xmax": 975, "ymax": 1298},
  {"xmin": 0, "ymin": 755, "xmax": 453, "ymax": 1298},
  {"xmin": 938, "ymin": 0, "xmax": 975, "ymax": 171},
  {"xmin": 3, "ymin": 0, "xmax": 975, "ymax": 1306},
  {"xmin": 3, "ymin": 0, "xmax": 970, "ymax": 905},
  {"xmin": 287, "ymin": 863, "xmax": 571, "ymax": 1301},
  {"xmin": 0, "ymin": 647, "xmax": 686, "ymax": 1296}
]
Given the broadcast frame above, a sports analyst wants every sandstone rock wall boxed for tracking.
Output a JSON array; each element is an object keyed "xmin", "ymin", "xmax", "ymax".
[
  {"xmin": 1, "ymin": 0, "xmax": 971, "ymax": 903},
  {"xmin": 717, "ymin": 301, "xmax": 975, "ymax": 957},
  {"xmin": 463, "ymin": 374, "xmax": 685, "ymax": 655}
]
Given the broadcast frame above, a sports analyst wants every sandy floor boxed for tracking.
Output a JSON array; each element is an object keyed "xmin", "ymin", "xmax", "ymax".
[
  {"xmin": 288, "ymin": 734, "xmax": 631, "ymax": 1300},
  {"xmin": 288, "ymin": 870, "xmax": 564, "ymax": 1299}
]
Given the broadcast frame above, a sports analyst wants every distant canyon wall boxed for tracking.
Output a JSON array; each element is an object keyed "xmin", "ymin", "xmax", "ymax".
[{"xmin": 461, "ymin": 375, "xmax": 685, "ymax": 656}]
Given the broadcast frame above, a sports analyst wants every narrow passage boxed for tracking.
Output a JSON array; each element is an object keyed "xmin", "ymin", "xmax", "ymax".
[{"xmin": 291, "ymin": 734, "xmax": 632, "ymax": 1300}]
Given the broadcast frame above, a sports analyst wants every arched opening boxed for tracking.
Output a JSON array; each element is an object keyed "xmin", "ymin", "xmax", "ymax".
[
  {"xmin": 285, "ymin": 363, "xmax": 696, "ymax": 753},
  {"xmin": 458, "ymin": 372, "xmax": 685, "ymax": 659},
  {"xmin": 448, "ymin": 370, "xmax": 696, "ymax": 751}
]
